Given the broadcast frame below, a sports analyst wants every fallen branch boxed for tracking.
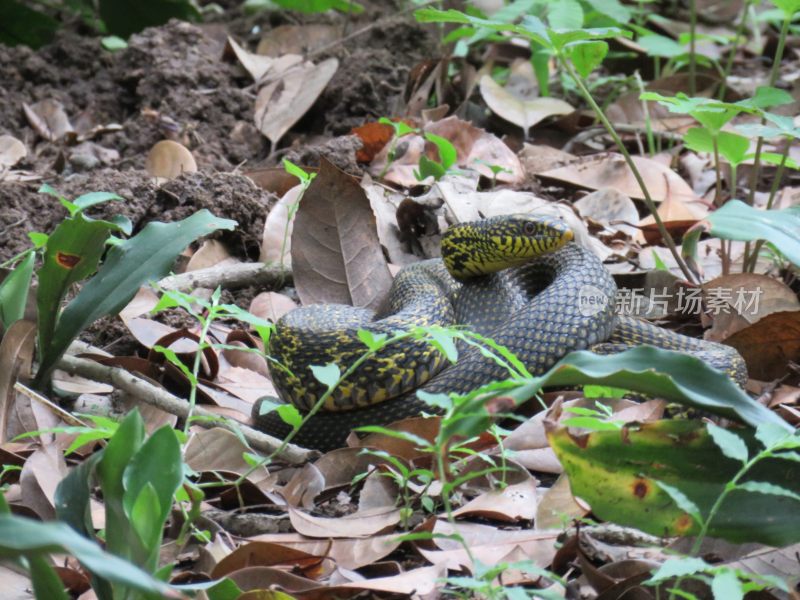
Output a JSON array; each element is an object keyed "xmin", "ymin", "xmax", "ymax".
[
  {"xmin": 158, "ymin": 262, "xmax": 291, "ymax": 293},
  {"xmin": 56, "ymin": 354, "xmax": 316, "ymax": 464}
]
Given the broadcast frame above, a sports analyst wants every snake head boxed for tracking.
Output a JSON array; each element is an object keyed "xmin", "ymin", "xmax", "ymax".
[{"xmin": 442, "ymin": 214, "xmax": 574, "ymax": 280}]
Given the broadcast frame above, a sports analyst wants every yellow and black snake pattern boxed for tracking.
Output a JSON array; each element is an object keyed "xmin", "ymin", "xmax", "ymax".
[{"xmin": 253, "ymin": 215, "xmax": 746, "ymax": 451}]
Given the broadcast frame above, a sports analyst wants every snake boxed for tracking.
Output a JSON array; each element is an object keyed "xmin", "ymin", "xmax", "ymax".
[{"xmin": 252, "ymin": 214, "xmax": 747, "ymax": 451}]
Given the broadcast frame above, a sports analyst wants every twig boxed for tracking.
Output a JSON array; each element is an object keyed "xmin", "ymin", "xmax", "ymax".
[
  {"xmin": 562, "ymin": 125, "xmax": 684, "ymax": 154},
  {"xmin": 56, "ymin": 354, "xmax": 316, "ymax": 465},
  {"xmin": 158, "ymin": 262, "xmax": 291, "ymax": 292}
]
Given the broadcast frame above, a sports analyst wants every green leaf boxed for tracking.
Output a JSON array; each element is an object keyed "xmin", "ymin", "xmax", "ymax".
[
  {"xmin": 35, "ymin": 210, "xmax": 235, "ymax": 385},
  {"xmin": 770, "ymin": 0, "xmax": 800, "ymax": 18},
  {"xmin": 567, "ymin": 40, "xmax": 608, "ymax": 78},
  {"xmin": 548, "ymin": 420, "xmax": 800, "ymax": 545},
  {"xmin": 357, "ymin": 328, "xmax": 387, "ymax": 351},
  {"xmin": 0, "ymin": 0, "xmax": 58, "ymax": 48},
  {"xmin": 36, "ymin": 212, "xmax": 125, "ymax": 375},
  {"xmin": 636, "ymin": 34, "xmax": 685, "ymax": 57},
  {"xmin": 655, "ymin": 480, "xmax": 703, "ymax": 523},
  {"xmin": 276, "ymin": 404, "xmax": 302, "ymax": 428},
  {"xmin": 584, "ymin": 0, "xmax": 632, "ymax": 23},
  {"xmin": 743, "ymin": 86, "xmax": 794, "ymax": 109},
  {"xmin": 511, "ymin": 346, "xmax": 789, "ymax": 432},
  {"xmin": 712, "ymin": 570, "xmax": 744, "ymax": 600},
  {"xmin": 101, "ymin": 35, "xmax": 128, "ymax": 51},
  {"xmin": 684, "ymin": 128, "xmax": 750, "ymax": 167},
  {"xmin": 28, "ymin": 554, "xmax": 71, "ymax": 600},
  {"xmin": 123, "ymin": 426, "xmax": 183, "ymax": 543},
  {"xmin": 0, "ymin": 514, "xmax": 177, "ymax": 596},
  {"xmin": 0, "ymin": 252, "xmax": 34, "ymax": 329},
  {"xmin": 310, "ymin": 363, "xmax": 341, "ymax": 389},
  {"xmin": 561, "ymin": 416, "xmax": 621, "ymax": 430},
  {"xmin": 693, "ymin": 200, "xmax": 800, "ymax": 267},
  {"xmin": 282, "ymin": 159, "xmax": 313, "ymax": 184},
  {"xmin": 55, "ymin": 452, "xmax": 103, "ymax": 539},
  {"xmin": 71, "ymin": 192, "xmax": 124, "ymax": 213},
  {"xmin": 129, "ymin": 482, "xmax": 163, "ymax": 554},
  {"xmin": 649, "ymin": 557, "xmax": 711, "ymax": 581},
  {"xmin": 98, "ymin": 0, "xmax": 200, "ymax": 38},
  {"xmin": 548, "ymin": 0, "xmax": 583, "ymax": 30},
  {"xmin": 414, "ymin": 155, "xmax": 447, "ymax": 181},
  {"xmin": 707, "ymin": 422, "xmax": 748, "ymax": 463},
  {"xmin": 96, "ymin": 411, "xmax": 145, "ymax": 562},
  {"xmin": 28, "ymin": 232, "xmax": 49, "ymax": 248},
  {"xmin": 271, "ymin": 0, "xmax": 364, "ymax": 14},
  {"xmin": 415, "ymin": 8, "xmax": 551, "ymax": 48},
  {"xmin": 736, "ymin": 480, "xmax": 800, "ymax": 502},
  {"xmin": 423, "ymin": 133, "xmax": 457, "ymax": 170}
]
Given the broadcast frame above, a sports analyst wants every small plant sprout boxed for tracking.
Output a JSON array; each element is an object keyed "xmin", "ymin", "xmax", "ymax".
[
  {"xmin": 377, "ymin": 117, "xmax": 419, "ymax": 179},
  {"xmin": 414, "ymin": 132, "xmax": 458, "ymax": 182}
]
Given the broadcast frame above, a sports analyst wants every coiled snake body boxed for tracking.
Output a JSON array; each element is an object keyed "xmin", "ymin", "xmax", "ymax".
[{"xmin": 253, "ymin": 215, "xmax": 746, "ymax": 451}]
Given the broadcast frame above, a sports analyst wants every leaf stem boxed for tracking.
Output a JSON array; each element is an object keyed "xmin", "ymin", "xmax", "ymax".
[{"xmin": 558, "ymin": 55, "xmax": 697, "ymax": 283}]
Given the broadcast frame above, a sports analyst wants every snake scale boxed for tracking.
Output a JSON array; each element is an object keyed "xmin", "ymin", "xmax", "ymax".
[{"xmin": 252, "ymin": 215, "xmax": 746, "ymax": 451}]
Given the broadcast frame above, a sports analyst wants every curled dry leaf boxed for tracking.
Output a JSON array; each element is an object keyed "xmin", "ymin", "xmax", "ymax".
[
  {"xmin": 145, "ymin": 140, "xmax": 197, "ymax": 181},
  {"xmin": 291, "ymin": 159, "xmax": 393, "ymax": 310},
  {"xmin": 479, "ymin": 67, "xmax": 573, "ymax": 136},
  {"xmin": 19, "ymin": 445, "xmax": 68, "ymax": 520},
  {"xmin": 22, "ymin": 99, "xmax": 75, "ymax": 142},
  {"xmin": 536, "ymin": 153, "xmax": 697, "ymax": 204},
  {"xmin": 259, "ymin": 184, "xmax": 302, "ymax": 267},
  {"xmin": 371, "ymin": 115, "xmax": 524, "ymax": 186},
  {"xmin": 361, "ymin": 176, "xmax": 420, "ymax": 266},
  {"xmin": 704, "ymin": 273, "xmax": 800, "ymax": 341},
  {"xmin": 0, "ymin": 320, "xmax": 36, "ymax": 443},
  {"xmin": 254, "ymin": 57, "xmax": 339, "ymax": 147},
  {"xmin": 185, "ymin": 239, "xmax": 238, "ymax": 272},
  {"xmin": 225, "ymin": 36, "xmax": 303, "ymax": 84},
  {"xmin": 0, "ymin": 135, "xmax": 27, "ymax": 167},
  {"xmin": 452, "ymin": 476, "xmax": 539, "ymax": 522},
  {"xmin": 637, "ymin": 193, "xmax": 708, "ymax": 245},
  {"xmin": 535, "ymin": 473, "xmax": 589, "ymax": 530},
  {"xmin": 212, "ymin": 541, "xmax": 335, "ymax": 580}
]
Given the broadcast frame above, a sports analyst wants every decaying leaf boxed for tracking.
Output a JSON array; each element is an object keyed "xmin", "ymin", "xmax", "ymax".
[
  {"xmin": 479, "ymin": 62, "xmax": 573, "ymax": 136},
  {"xmin": 259, "ymin": 184, "xmax": 302, "ymax": 268},
  {"xmin": 145, "ymin": 140, "xmax": 197, "ymax": 181},
  {"xmin": 249, "ymin": 291, "xmax": 297, "ymax": 323},
  {"xmin": 724, "ymin": 310, "xmax": 800, "ymax": 380},
  {"xmin": 0, "ymin": 135, "xmax": 27, "ymax": 167},
  {"xmin": 291, "ymin": 159, "xmax": 393, "ymax": 310},
  {"xmin": 22, "ymin": 99, "xmax": 75, "ymax": 142},
  {"xmin": 225, "ymin": 36, "xmax": 303, "ymax": 84},
  {"xmin": 574, "ymin": 188, "xmax": 639, "ymax": 238},
  {"xmin": 254, "ymin": 58, "xmax": 339, "ymax": 147},
  {"xmin": 536, "ymin": 153, "xmax": 697, "ymax": 204}
]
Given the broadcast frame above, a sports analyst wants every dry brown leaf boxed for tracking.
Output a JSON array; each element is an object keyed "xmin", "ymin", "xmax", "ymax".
[
  {"xmin": 0, "ymin": 135, "xmax": 26, "ymax": 167},
  {"xmin": 125, "ymin": 318, "xmax": 196, "ymax": 352},
  {"xmin": 256, "ymin": 24, "xmax": 339, "ymax": 57},
  {"xmin": 518, "ymin": 143, "xmax": 577, "ymax": 173},
  {"xmin": 537, "ymin": 153, "xmax": 697, "ymax": 204},
  {"xmin": 214, "ymin": 365, "xmax": 277, "ymax": 404},
  {"xmin": 249, "ymin": 291, "xmax": 297, "ymax": 323},
  {"xmin": 479, "ymin": 68, "xmax": 573, "ymax": 136},
  {"xmin": 0, "ymin": 320, "xmax": 36, "ymax": 444},
  {"xmin": 254, "ymin": 57, "xmax": 339, "ymax": 147},
  {"xmin": 361, "ymin": 176, "xmax": 425, "ymax": 267},
  {"xmin": 727, "ymin": 542, "xmax": 800, "ymax": 583},
  {"xmin": 704, "ymin": 274, "xmax": 800, "ymax": 341},
  {"xmin": 259, "ymin": 184, "xmax": 302, "ymax": 267},
  {"xmin": 574, "ymin": 188, "xmax": 639, "ymax": 238},
  {"xmin": 352, "ymin": 415, "xmax": 441, "ymax": 461},
  {"xmin": 638, "ymin": 193, "xmax": 708, "ymax": 244},
  {"xmin": 51, "ymin": 370, "xmax": 112, "ymax": 395},
  {"xmin": 23, "ymin": 99, "xmax": 75, "ymax": 142},
  {"xmin": 724, "ymin": 311, "xmax": 800, "ymax": 380},
  {"xmin": 291, "ymin": 159, "xmax": 393, "ymax": 310},
  {"xmin": 282, "ymin": 462, "xmax": 325, "ymax": 508},
  {"xmin": 19, "ymin": 445, "xmax": 68, "ymax": 520},
  {"xmin": 118, "ymin": 287, "xmax": 160, "ymax": 323},
  {"xmin": 226, "ymin": 36, "xmax": 278, "ymax": 82},
  {"xmin": 536, "ymin": 473, "xmax": 589, "ymax": 530},
  {"xmin": 249, "ymin": 532, "xmax": 403, "ymax": 570},
  {"xmin": 350, "ymin": 121, "xmax": 396, "ymax": 163},
  {"xmin": 212, "ymin": 541, "xmax": 335, "ymax": 580},
  {"xmin": 184, "ymin": 427, "xmax": 266, "ymax": 477},
  {"xmin": 0, "ymin": 564, "xmax": 37, "ymax": 600},
  {"xmin": 288, "ymin": 505, "xmax": 401, "ymax": 539},
  {"xmin": 144, "ymin": 140, "xmax": 197, "ymax": 181},
  {"xmin": 453, "ymin": 477, "xmax": 539, "ymax": 522},
  {"xmin": 185, "ymin": 239, "xmax": 238, "ymax": 272}
]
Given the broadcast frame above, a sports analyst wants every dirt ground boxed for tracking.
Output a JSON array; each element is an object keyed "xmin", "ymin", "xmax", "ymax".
[{"xmin": 0, "ymin": 7, "xmax": 436, "ymax": 263}]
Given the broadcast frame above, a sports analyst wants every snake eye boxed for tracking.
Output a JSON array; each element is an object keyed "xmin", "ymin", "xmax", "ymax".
[{"xmin": 523, "ymin": 222, "xmax": 538, "ymax": 236}]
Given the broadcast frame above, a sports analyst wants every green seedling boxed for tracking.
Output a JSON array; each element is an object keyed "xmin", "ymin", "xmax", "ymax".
[
  {"xmin": 414, "ymin": 132, "xmax": 458, "ymax": 182},
  {"xmin": 377, "ymin": 117, "xmax": 419, "ymax": 179}
]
